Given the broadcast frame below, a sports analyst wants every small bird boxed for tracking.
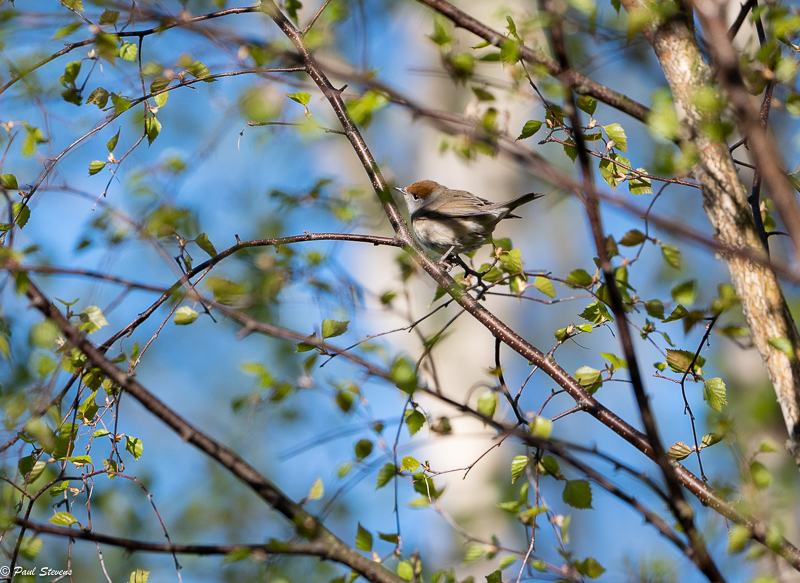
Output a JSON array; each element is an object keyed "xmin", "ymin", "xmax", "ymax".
[{"xmin": 394, "ymin": 180, "xmax": 544, "ymax": 263}]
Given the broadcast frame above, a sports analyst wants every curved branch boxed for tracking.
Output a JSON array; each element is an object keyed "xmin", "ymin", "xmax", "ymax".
[
  {"xmin": 413, "ymin": 0, "xmax": 651, "ymax": 123},
  {"xmin": 18, "ymin": 277, "xmax": 404, "ymax": 583}
]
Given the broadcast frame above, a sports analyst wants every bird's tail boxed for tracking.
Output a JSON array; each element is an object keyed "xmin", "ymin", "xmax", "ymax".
[{"xmin": 504, "ymin": 192, "xmax": 544, "ymax": 216}]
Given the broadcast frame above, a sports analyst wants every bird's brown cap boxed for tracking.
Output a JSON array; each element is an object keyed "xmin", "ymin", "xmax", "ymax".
[{"xmin": 403, "ymin": 180, "xmax": 445, "ymax": 199}]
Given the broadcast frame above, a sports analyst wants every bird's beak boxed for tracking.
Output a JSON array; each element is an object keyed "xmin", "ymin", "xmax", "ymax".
[{"xmin": 394, "ymin": 187, "xmax": 406, "ymax": 195}]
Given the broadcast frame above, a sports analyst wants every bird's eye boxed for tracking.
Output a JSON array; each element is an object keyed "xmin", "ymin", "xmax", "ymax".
[{"xmin": 413, "ymin": 194, "xmax": 419, "ymax": 201}]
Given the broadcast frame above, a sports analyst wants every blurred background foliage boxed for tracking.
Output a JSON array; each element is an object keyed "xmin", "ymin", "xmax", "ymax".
[{"xmin": 0, "ymin": 0, "xmax": 799, "ymax": 582}]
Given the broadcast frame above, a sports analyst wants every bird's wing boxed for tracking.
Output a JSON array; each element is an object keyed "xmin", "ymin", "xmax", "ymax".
[{"xmin": 420, "ymin": 190, "xmax": 495, "ymax": 218}]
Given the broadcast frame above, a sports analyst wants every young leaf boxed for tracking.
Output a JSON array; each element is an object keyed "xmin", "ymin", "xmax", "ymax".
[
  {"xmin": 322, "ymin": 319, "xmax": 349, "ymax": 338},
  {"xmin": 574, "ymin": 366, "xmax": 603, "ymax": 394},
  {"xmin": 404, "ymin": 410, "xmax": 425, "ymax": 436},
  {"xmin": 401, "ymin": 456, "xmax": 420, "ymax": 472},
  {"xmin": 86, "ymin": 87, "xmax": 110, "ymax": 108},
  {"xmin": 563, "ymin": 480, "xmax": 592, "ymax": 509},
  {"xmin": 603, "ymin": 123, "xmax": 628, "ymax": 152},
  {"xmin": 49, "ymin": 512, "xmax": 78, "ymax": 526},
  {"xmin": 577, "ymin": 95, "xmax": 598, "ymax": 115},
  {"xmin": 618, "ymin": 229, "xmax": 646, "ymax": 246},
  {"xmin": 533, "ymin": 276, "xmax": 556, "ymax": 298},
  {"xmin": 517, "ymin": 120, "xmax": 543, "ymax": 140},
  {"xmin": 1, "ymin": 174, "xmax": 18, "ymax": 189},
  {"xmin": 356, "ymin": 523, "xmax": 373, "ymax": 551},
  {"xmin": 477, "ymin": 390, "xmax": 497, "ymax": 418},
  {"xmin": 308, "ymin": 477, "xmax": 324, "ymax": 500},
  {"xmin": 390, "ymin": 357, "xmax": 417, "ymax": 394},
  {"xmin": 107, "ymin": 129, "xmax": 120, "ymax": 153},
  {"xmin": 145, "ymin": 116, "xmax": 161, "ymax": 145},
  {"xmin": 530, "ymin": 416, "xmax": 552, "ymax": 439},
  {"xmin": 376, "ymin": 463, "xmax": 396, "ymax": 489},
  {"xmin": 661, "ymin": 244, "xmax": 681, "ymax": 268},
  {"xmin": 768, "ymin": 337, "xmax": 794, "ymax": 358},
  {"xmin": 703, "ymin": 377, "xmax": 727, "ymax": 411},
  {"xmin": 125, "ymin": 435, "xmax": 143, "ymax": 460},
  {"xmin": 566, "ymin": 268, "xmax": 593, "ymax": 287},
  {"xmin": 194, "ymin": 233, "xmax": 217, "ymax": 257},
  {"xmin": 173, "ymin": 306, "xmax": 198, "ymax": 325},
  {"xmin": 510, "ymin": 455, "xmax": 528, "ymax": 483},
  {"xmin": 99, "ymin": 9, "xmax": 120, "ymax": 25},
  {"xmin": 119, "ymin": 42, "xmax": 137, "ymax": 61},
  {"xmin": 89, "ymin": 161, "xmax": 106, "ymax": 175}
]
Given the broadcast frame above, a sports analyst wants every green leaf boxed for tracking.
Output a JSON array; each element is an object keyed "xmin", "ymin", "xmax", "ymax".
[
  {"xmin": 499, "ymin": 556, "xmax": 517, "ymax": 569},
  {"xmin": 80, "ymin": 305, "xmax": 108, "ymax": 333},
  {"xmin": 155, "ymin": 91, "xmax": 168, "ymax": 108},
  {"xmin": 477, "ymin": 390, "xmax": 497, "ymax": 418},
  {"xmin": 769, "ymin": 337, "xmax": 794, "ymax": 359},
  {"xmin": 346, "ymin": 90, "xmax": 389, "ymax": 128},
  {"xmin": 63, "ymin": 0, "xmax": 84, "ymax": 9},
  {"xmin": 405, "ymin": 410, "xmax": 426, "ymax": 436},
  {"xmin": 666, "ymin": 349, "xmax": 696, "ymax": 374},
  {"xmin": 577, "ymin": 95, "xmax": 598, "ymax": 115},
  {"xmin": 352, "ymin": 439, "xmax": 373, "ymax": 461},
  {"xmin": 703, "ymin": 377, "xmax": 727, "ymax": 411},
  {"xmin": 750, "ymin": 461, "xmax": 771, "ymax": 489},
  {"xmin": 174, "ymin": 306, "xmax": 198, "ymax": 325},
  {"xmin": 13, "ymin": 202, "xmax": 30, "ymax": 228},
  {"xmin": 95, "ymin": 32, "xmax": 120, "ymax": 64},
  {"xmin": 49, "ymin": 512, "xmax": 78, "ymax": 526},
  {"xmin": 598, "ymin": 153, "xmax": 630, "ymax": 189},
  {"xmin": 125, "ymin": 435, "xmax": 143, "ymax": 460},
  {"xmin": 397, "ymin": 560, "xmax": 413, "ymax": 581},
  {"xmin": 322, "ymin": 319, "xmax": 349, "ymax": 338},
  {"xmin": 1, "ymin": 174, "xmax": 18, "ymax": 189},
  {"xmin": 376, "ymin": 463, "xmax": 396, "ymax": 489},
  {"xmin": 465, "ymin": 543, "xmax": 487, "ymax": 562},
  {"xmin": 533, "ymin": 276, "xmax": 555, "ymax": 298},
  {"xmin": 530, "ymin": 416, "xmax": 552, "ymax": 438},
  {"xmin": 471, "ymin": 86, "xmax": 495, "ymax": 101},
  {"xmin": 618, "ymin": 229, "xmax": 646, "ymax": 246},
  {"xmin": 486, "ymin": 570, "xmax": 502, "ymax": 583},
  {"xmin": 378, "ymin": 532, "xmax": 399, "ymax": 543},
  {"xmin": 701, "ymin": 432, "xmax": 724, "ymax": 447},
  {"xmin": 401, "ymin": 456, "xmax": 420, "ymax": 472},
  {"xmin": 285, "ymin": 0, "xmax": 303, "ymax": 22},
  {"xmin": 307, "ymin": 477, "xmax": 324, "ymax": 500},
  {"xmin": 628, "ymin": 171, "xmax": 653, "ymax": 195},
  {"xmin": 390, "ymin": 357, "xmax": 418, "ymax": 394},
  {"xmin": 119, "ymin": 42, "xmax": 137, "ymax": 62},
  {"xmin": 661, "ymin": 244, "xmax": 681, "ymax": 268},
  {"xmin": 99, "ymin": 9, "xmax": 120, "ymax": 25},
  {"xmin": 286, "ymin": 92, "xmax": 311, "ymax": 105},
  {"xmin": 575, "ymin": 366, "xmax": 602, "ymax": 394},
  {"xmin": 89, "ymin": 161, "xmax": 106, "ymax": 175},
  {"xmin": 566, "ymin": 268, "xmax": 593, "ymax": 287},
  {"xmin": 663, "ymin": 304, "xmax": 689, "ymax": 323},
  {"xmin": 517, "ymin": 120, "xmax": 543, "ymax": 140},
  {"xmin": 186, "ymin": 61, "xmax": 213, "ymax": 80},
  {"xmin": 579, "ymin": 300, "xmax": 613, "ymax": 323},
  {"xmin": 106, "ymin": 129, "xmax": 120, "ymax": 153},
  {"xmin": 111, "ymin": 93, "xmax": 131, "ymax": 114},
  {"xmin": 599, "ymin": 352, "xmax": 628, "ymax": 370},
  {"xmin": 575, "ymin": 557, "xmax": 606, "ymax": 579},
  {"xmin": 150, "ymin": 77, "xmax": 170, "ymax": 93},
  {"xmin": 54, "ymin": 22, "xmax": 82, "ymax": 40},
  {"xmin": 129, "ymin": 569, "xmax": 149, "ymax": 583},
  {"xmin": 86, "ymin": 87, "xmax": 109, "ymax": 108},
  {"xmin": 563, "ymin": 480, "xmax": 593, "ymax": 509},
  {"xmin": 671, "ymin": 280, "xmax": 697, "ymax": 305},
  {"xmin": 728, "ymin": 524, "xmax": 750, "ymax": 554},
  {"xmin": 603, "ymin": 122, "xmax": 628, "ymax": 152},
  {"xmin": 645, "ymin": 299, "xmax": 665, "ymax": 319},
  {"xmin": 356, "ymin": 523, "xmax": 373, "ymax": 551},
  {"xmin": 145, "ymin": 116, "xmax": 161, "ymax": 145},
  {"xmin": 510, "ymin": 455, "xmax": 528, "ymax": 483},
  {"xmin": 60, "ymin": 60, "xmax": 81, "ymax": 86}
]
